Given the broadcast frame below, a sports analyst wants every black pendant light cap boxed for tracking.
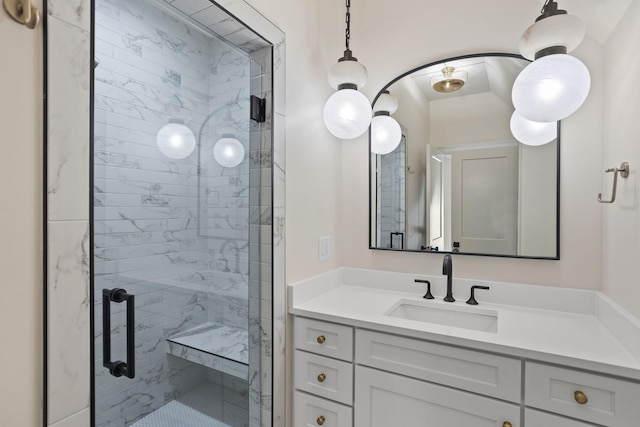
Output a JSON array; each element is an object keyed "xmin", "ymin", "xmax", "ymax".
[
  {"xmin": 338, "ymin": 49, "xmax": 358, "ymax": 62},
  {"xmin": 535, "ymin": 0, "xmax": 567, "ymax": 22}
]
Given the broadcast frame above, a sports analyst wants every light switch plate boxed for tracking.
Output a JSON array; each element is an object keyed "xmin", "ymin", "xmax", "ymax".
[{"xmin": 318, "ymin": 236, "xmax": 330, "ymax": 261}]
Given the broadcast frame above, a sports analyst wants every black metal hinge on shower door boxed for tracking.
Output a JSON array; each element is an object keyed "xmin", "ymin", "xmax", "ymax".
[
  {"xmin": 103, "ymin": 288, "xmax": 136, "ymax": 379},
  {"xmin": 250, "ymin": 95, "xmax": 266, "ymax": 123}
]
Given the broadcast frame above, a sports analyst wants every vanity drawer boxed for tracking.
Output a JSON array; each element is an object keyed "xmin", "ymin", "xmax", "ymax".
[
  {"xmin": 525, "ymin": 409, "xmax": 594, "ymax": 427},
  {"xmin": 525, "ymin": 362, "xmax": 640, "ymax": 426},
  {"xmin": 295, "ymin": 317, "xmax": 353, "ymax": 361},
  {"xmin": 295, "ymin": 350, "xmax": 353, "ymax": 405},
  {"xmin": 356, "ymin": 329, "xmax": 521, "ymax": 403},
  {"xmin": 294, "ymin": 391, "xmax": 353, "ymax": 427}
]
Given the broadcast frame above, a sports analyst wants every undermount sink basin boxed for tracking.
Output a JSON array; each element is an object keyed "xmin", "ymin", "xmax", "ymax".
[{"xmin": 384, "ymin": 299, "xmax": 498, "ymax": 333}]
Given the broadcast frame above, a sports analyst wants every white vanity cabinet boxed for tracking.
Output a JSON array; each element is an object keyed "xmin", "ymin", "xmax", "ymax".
[
  {"xmin": 524, "ymin": 362, "xmax": 640, "ymax": 426},
  {"xmin": 293, "ymin": 316, "xmax": 640, "ymax": 427},
  {"xmin": 354, "ymin": 330, "xmax": 521, "ymax": 427},
  {"xmin": 355, "ymin": 366, "xmax": 520, "ymax": 427},
  {"xmin": 524, "ymin": 409, "xmax": 596, "ymax": 427},
  {"xmin": 294, "ymin": 318, "xmax": 355, "ymax": 427}
]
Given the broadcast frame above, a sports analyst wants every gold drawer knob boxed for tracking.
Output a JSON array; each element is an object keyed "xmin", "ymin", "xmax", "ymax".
[
  {"xmin": 317, "ymin": 335, "xmax": 326, "ymax": 344},
  {"xmin": 317, "ymin": 373, "xmax": 326, "ymax": 383},
  {"xmin": 317, "ymin": 415, "xmax": 325, "ymax": 425},
  {"xmin": 574, "ymin": 390, "xmax": 588, "ymax": 405},
  {"xmin": 503, "ymin": 422, "xmax": 512, "ymax": 427}
]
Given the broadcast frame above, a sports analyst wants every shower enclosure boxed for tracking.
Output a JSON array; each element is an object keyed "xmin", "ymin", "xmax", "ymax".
[{"xmin": 92, "ymin": 0, "xmax": 273, "ymax": 425}]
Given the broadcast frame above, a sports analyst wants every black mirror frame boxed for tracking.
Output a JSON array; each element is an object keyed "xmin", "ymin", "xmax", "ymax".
[{"xmin": 368, "ymin": 52, "xmax": 561, "ymax": 260}]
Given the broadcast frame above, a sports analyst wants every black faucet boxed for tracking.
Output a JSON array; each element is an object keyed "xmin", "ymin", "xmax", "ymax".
[{"xmin": 442, "ymin": 254, "xmax": 455, "ymax": 302}]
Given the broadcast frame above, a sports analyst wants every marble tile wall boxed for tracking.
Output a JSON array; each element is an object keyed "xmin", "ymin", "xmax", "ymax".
[
  {"xmin": 377, "ymin": 137, "xmax": 406, "ymax": 249},
  {"xmin": 46, "ymin": 0, "xmax": 284, "ymax": 425}
]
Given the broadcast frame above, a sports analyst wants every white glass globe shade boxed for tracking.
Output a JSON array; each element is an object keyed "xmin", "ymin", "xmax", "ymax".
[
  {"xmin": 373, "ymin": 92, "xmax": 398, "ymax": 114},
  {"xmin": 510, "ymin": 111, "xmax": 556, "ymax": 146},
  {"xmin": 328, "ymin": 60, "xmax": 368, "ymax": 89},
  {"xmin": 323, "ymin": 88, "xmax": 373, "ymax": 140},
  {"xmin": 512, "ymin": 54, "xmax": 590, "ymax": 123},
  {"xmin": 371, "ymin": 115, "xmax": 402, "ymax": 155},
  {"xmin": 156, "ymin": 122, "xmax": 196, "ymax": 159},
  {"xmin": 213, "ymin": 137, "xmax": 245, "ymax": 167},
  {"xmin": 519, "ymin": 14, "xmax": 586, "ymax": 60}
]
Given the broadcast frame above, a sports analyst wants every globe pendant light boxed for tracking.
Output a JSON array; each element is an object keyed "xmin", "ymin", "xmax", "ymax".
[
  {"xmin": 371, "ymin": 91, "xmax": 402, "ymax": 155},
  {"xmin": 512, "ymin": 0, "xmax": 590, "ymax": 123},
  {"xmin": 213, "ymin": 135, "xmax": 245, "ymax": 168},
  {"xmin": 510, "ymin": 110, "xmax": 557, "ymax": 146},
  {"xmin": 156, "ymin": 120, "xmax": 196, "ymax": 159},
  {"xmin": 323, "ymin": 0, "xmax": 372, "ymax": 140}
]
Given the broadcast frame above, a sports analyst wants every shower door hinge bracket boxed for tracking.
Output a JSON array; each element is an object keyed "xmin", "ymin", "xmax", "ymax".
[{"xmin": 250, "ymin": 95, "xmax": 266, "ymax": 123}]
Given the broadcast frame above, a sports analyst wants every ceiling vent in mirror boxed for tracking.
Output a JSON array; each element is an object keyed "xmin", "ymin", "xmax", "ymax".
[
  {"xmin": 512, "ymin": 0, "xmax": 590, "ymax": 123},
  {"xmin": 323, "ymin": 0, "xmax": 372, "ymax": 140},
  {"xmin": 431, "ymin": 66, "xmax": 468, "ymax": 93}
]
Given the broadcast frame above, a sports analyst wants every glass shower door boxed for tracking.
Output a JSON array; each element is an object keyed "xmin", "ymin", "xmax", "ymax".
[{"xmin": 92, "ymin": 0, "xmax": 271, "ymax": 425}]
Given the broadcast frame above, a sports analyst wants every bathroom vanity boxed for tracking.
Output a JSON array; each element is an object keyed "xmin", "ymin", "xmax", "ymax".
[{"xmin": 289, "ymin": 268, "xmax": 640, "ymax": 427}]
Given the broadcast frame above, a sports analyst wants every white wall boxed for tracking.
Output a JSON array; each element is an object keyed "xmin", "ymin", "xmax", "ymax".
[
  {"xmin": 602, "ymin": 0, "xmax": 640, "ymax": 318},
  {"xmin": 341, "ymin": 0, "xmax": 605, "ymax": 290},
  {"xmin": 0, "ymin": 1, "xmax": 43, "ymax": 425},
  {"xmin": 430, "ymin": 92, "xmax": 513, "ymax": 147}
]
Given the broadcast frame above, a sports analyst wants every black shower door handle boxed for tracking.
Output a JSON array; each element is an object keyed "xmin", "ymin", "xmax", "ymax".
[{"xmin": 102, "ymin": 288, "xmax": 135, "ymax": 379}]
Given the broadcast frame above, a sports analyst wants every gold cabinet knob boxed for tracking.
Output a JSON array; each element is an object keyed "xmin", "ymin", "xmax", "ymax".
[
  {"xmin": 574, "ymin": 390, "xmax": 588, "ymax": 405},
  {"xmin": 317, "ymin": 415, "xmax": 325, "ymax": 425},
  {"xmin": 503, "ymin": 422, "xmax": 512, "ymax": 427},
  {"xmin": 317, "ymin": 373, "xmax": 326, "ymax": 383},
  {"xmin": 317, "ymin": 335, "xmax": 326, "ymax": 344}
]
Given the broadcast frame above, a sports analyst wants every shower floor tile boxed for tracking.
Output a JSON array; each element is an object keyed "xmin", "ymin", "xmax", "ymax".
[
  {"xmin": 167, "ymin": 322, "xmax": 249, "ymax": 379},
  {"xmin": 129, "ymin": 382, "xmax": 248, "ymax": 427}
]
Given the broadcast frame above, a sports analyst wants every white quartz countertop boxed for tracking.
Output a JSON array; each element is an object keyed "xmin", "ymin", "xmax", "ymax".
[{"xmin": 289, "ymin": 268, "xmax": 640, "ymax": 381}]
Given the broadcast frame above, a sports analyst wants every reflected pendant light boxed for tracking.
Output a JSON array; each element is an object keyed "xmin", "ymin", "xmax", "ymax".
[
  {"xmin": 371, "ymin": 91, "xmax": 402, "ymax": 155},
  {"xmin": 510, "ymin": 110, "xmax": 557, "ymax": 146},
  {"xmin": 213, "ymin": 135, "xmax": 245, "ymax": 168},
  {"xmin": 156, "ymin": 120, "xmax": 196, "ymax": 159},
  {"xmin": 431, "ymin": 66, "xmax": 468, "ymax": 93},
  {"xmin": 323, "ymin": 0, "xmax": 372, "ymax": 140},
  {"xmin": 512, "ymin": 0, "xmax": 590, "ymax": 123}
]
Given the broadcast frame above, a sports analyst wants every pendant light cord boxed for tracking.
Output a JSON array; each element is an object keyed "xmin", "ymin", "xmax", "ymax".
[
  {"xmin": 345, "ymin": 0, "xmax": 351, "ymax": 51},
  {"xmin": 541, "ymin": 0, "xmax": 551, "ymax": 14}
]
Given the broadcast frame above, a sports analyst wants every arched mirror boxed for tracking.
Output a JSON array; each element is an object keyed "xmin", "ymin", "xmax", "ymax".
[{"xmin": 370, "ymin": 53, "xmax": 560, "ymax": 259}]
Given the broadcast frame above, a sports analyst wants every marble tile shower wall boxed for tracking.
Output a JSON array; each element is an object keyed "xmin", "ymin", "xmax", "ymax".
[
  {"xmin": 92, "ymin": 0, "xmax": 253, "ymax": 425},
  {"xmin": 199, "ymin": 43, "xmax": 252, "ymax": 331},
  {"xmin": 378, "ymin": 140, "xmax": 406, "ymax": 249}
]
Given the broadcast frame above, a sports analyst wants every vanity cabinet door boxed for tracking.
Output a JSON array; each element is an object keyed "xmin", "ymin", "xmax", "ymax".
[
  {"xmin": 356, "ymin": 329, "xmax": 521, "ymax": 402},
  {"xmin": 295, "ymin": 317, "xmax": 354, "ymax": 361},
  {"xmin": 525, "ymin": 409, "xmax": 594, "ymax": 427},
  {"xmin": 525, "ymin": 362, "xmax": 640, "ymax": 426},
  {"xmin": 354, "ymin": 366, "xmax": 520, "ymax": 427},
  {"xmin": 295, "ymin": 350, "xmax": 354, "ymax": 405},
  {"xmin": 295, "ymin": 391, "xmax": 353, "ymax": 427}
]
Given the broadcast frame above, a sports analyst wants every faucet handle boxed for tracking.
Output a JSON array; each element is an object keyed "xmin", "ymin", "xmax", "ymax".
[
  {"xmin": 466, "ymin": 285, "xmax": 490, "ymax": 305},
  {"xmin": 414, "ymin": 279, "xmax": 434, "ymax": 299}
]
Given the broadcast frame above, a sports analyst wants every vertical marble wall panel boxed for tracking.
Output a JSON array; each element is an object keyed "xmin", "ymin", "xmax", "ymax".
[
  {"xmin": 47, "ymin": 221, "xmax": 90, "ymax": 424},
  {"xmin": 47, "ymin": 0, "xmax": 92, "ymax": 424},
  {"xmin": 47, "ymin": 16, "xmax": 90, "ymax": 221},
  {"xmin": 50, "ymin": 408, "xmax": 91, "ymax": 427}
]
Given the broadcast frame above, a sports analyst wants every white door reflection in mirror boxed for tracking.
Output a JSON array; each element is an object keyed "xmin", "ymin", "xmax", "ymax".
[{"xmin": 452, "ymin": 145, "xmax": 518, "ymax": 255}]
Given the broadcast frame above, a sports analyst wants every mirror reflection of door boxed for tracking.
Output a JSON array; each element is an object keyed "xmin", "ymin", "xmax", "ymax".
[{"xmin": 451, "ymin": 144, "xmax": 519, "ymax": 255}]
